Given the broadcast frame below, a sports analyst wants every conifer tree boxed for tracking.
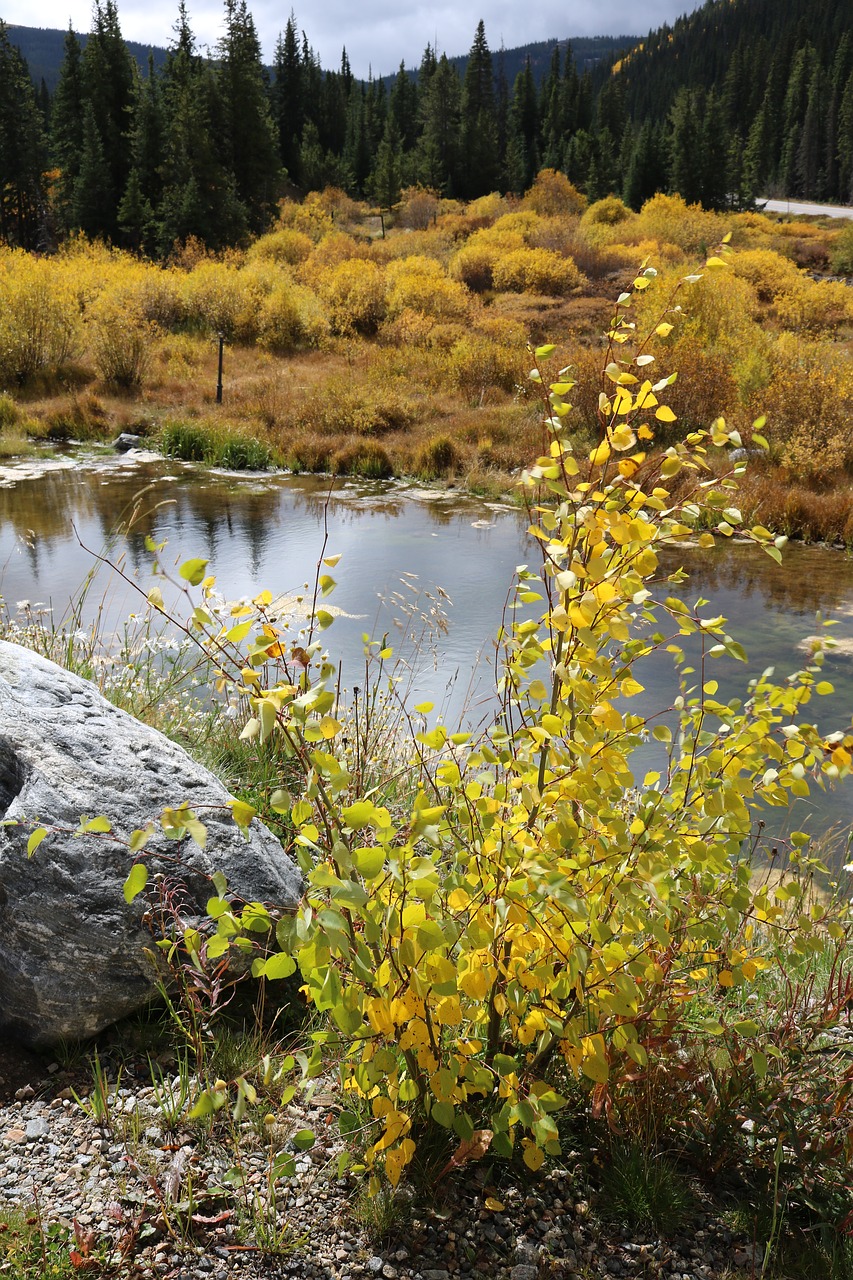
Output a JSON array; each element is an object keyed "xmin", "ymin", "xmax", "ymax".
[
  {"xmin": 51, "ymin": 25, "xmax": 85, "ymax": 233},
  {"xmin": 80, "ymin": 0, "xmax": 135, "ymax": 236},
  {"xmin": 343, "ymin": 81, "xmax": 371, "ymax": 193},
  {"xmin": 217, "ymin": 0, "xmax": 281, "ymax": 232},
  {"xmin": 371, "ymin": 114, "xmax": 402, "ymax": 210},
  {"xmin": 506, "ymin": 59, "xmax": 538, "ymax": 194},
  {"xmin": 459, "ymin": 20, "xmax": 499, "ymax": 197},
  {"xmin": 72, "ymin": 102, "xmax": 111, "ymax": 237},
  {"xmin": 157, "ymin": 2, "xmax": 246, "ymax": 252},
  {"xmin": 272, "ymin": 13, "xmax": 304, "ymax": 183},
  {"xmin": 415, "ymin": 53, "xmax": 461, "ymax": 193},
  {"xmin": 0, "ymin": 21, "xmax": 46, "ymax": 249}
]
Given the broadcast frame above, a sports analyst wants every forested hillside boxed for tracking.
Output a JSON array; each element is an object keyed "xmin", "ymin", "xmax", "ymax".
[
  {"xmin": 0, "ymin": 0, "xmax": 851, "ymax": 254},
  {"xmin": 604, "ymin": 0, "xmax": 853, "ymax": 207}
]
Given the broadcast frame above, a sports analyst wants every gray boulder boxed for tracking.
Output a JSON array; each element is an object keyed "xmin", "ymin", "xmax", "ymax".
[
  {"xmin": 112, "ymin": 433, "xmax": 143, "ymax": 452},
  {"xmin": 0, "ymin": 641, "xmax": 302, "ymax": 1048}
]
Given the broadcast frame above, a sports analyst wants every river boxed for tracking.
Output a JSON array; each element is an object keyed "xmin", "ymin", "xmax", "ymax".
[{"xmin": 2, "ymin": 451, "xmax": 852, "ymax": 865}]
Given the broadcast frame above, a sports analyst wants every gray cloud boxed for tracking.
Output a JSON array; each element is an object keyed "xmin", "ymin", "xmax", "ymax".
[{"xmin": 5, "ymin": 0, "xmax": 701, "ymax": 77}]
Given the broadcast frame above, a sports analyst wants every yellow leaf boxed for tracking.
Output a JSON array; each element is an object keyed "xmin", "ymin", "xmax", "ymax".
[
  {"xmin": 655, "ymin": 406, "xmax": 677, "ymax": 423},
  {"xmin": 522, "ymin": 1140, "xmax": 545, "ymax": 1171},
  {"xmin": 589, "ymin": 440, "xmax": 612, "ymax": 466},
  {"xmin": 485, "ymin": 1197, "xmax": 505, "ymax": 1213},
  {"xmin": 718, "ymin": 970, "xmax": 734, "ymax": 988}
]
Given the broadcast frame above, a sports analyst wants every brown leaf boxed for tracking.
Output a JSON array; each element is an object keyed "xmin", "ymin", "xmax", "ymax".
[{"xmin": 438, "ymin": 1129, "xmax": 493, "ymax": 1178}]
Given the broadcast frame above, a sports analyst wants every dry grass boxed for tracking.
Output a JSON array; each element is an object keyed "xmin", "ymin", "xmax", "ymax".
[{"xmin": 1, "ymin": 188, "xmax": 851, "ymax": 508}]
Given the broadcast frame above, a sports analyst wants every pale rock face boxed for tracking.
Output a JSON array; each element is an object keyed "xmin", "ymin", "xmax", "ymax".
[{"xmin": 0, "ymin": 641, "xmax": 302, "ymax": 1047}]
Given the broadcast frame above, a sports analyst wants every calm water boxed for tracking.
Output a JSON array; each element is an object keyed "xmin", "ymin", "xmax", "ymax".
[{"xmin": 2, "ymin": 453, "xmax": 852, "ymax": 859}]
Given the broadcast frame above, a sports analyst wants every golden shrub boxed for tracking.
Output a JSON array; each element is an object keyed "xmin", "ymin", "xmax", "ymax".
[
  {"xmin": 180, "ymin": 261, "xmax": 257, "ymax": 339},
  {"xmin": 299, "ymin": 231, "xmax": 368, "ymax": 286},
  {"xmin": 257, "ymin": 280, "xmax": 329, "ymax": 352},
  {"xmin": 449, "ymin": 229, "xmax": 526, "ymax": 292},
  {"xmin": 0, "ymin": 251, "xmax": 81, "ymax": 384},
  {"xmin": 87, "ymin": 293, "xmax": 157, "ymax": 389},
  {"xmin": 316, "ymin": 258, "xmax": 387, "ymax": 335},
  {"xmin": 248, "ymin": 227, "xmax": 314, "ymax": 266},
  {"xmin": 492, "ymin": 246, "xmax": 585, "ymax": 296},
  {"xmin": 398, "ymin": 186, "xmax": 441, "ymax": 230},
  {"xmin": 276, "ymin": 195, "xmax": 334, "ymax": 242},
  {"xmin": 370, "ymin": 229, "xmax": 453, "ymax": 267},
  {"xmin": 385, "ymin": 256, "xmax": 471, "ymax": 322},
  {"xmin": 447, "ymin": 334, "xmax": 523, "ymax": 400},
  {"xmin": 634, "ymin": 194, "xmax": 723, "ymax": 254},
  {"xmin": 521, "ymin": 168, "xmax": 587, "ymax": 217},
  {"xmin": 581, "ymin": 196, "xmax": 634, "ymax": 228}
]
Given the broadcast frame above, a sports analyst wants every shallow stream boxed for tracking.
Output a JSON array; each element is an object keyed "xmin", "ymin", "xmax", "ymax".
[{"xmin": 1, "ymin": 452, "xmax": 852, "ymax": 865}]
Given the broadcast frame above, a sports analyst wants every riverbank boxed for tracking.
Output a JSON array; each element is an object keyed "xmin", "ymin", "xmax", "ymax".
[{"xmin": 0, "ymin": 1030, "xmax": 796, "ymax": 1280}]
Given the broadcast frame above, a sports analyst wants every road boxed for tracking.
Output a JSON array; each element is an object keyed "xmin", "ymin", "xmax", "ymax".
[{"xmin": 759, "ymin": 197, "xmax": 853, "ymax": 220}]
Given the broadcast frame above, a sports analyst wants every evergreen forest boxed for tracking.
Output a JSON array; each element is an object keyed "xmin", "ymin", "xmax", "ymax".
[{"xmin": 0, "ymin": 0, "xmax": 852, "ymax": 253}]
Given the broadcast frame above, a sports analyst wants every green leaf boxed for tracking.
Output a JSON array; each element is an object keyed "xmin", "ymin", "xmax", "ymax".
[
  {"xmin": 292, "ymin": 1128, "xmax": 315, "ymax": 1150},
  {"xmin": 731, "ymin": 1019, "xmax": 760, "ymax": 1037},
  {"xmin": 26, "ymin": 827, "xmax": 47, "ymax": 857},
  {"xmin": 353, "ymin": 846, "xmax": 385, "ymax": 880},
  {"xmin": 123, "ymin": 863, "xmax": 149, "ymax": 904},
  {"xmin": 431, "ymin": 1101, "xmax": 454, "ymax": 1127},
  {"xmin": 263, "ymin": 953, "xmax": 297, "ymax": 980},
  {"xmin": 179, "ymin": 558, "xmax": 209, "ymax": 586},
  {"xmin": 84, "ymin": 815, "xmax": 112, "ymax": 833},
  {"xmin": 229, "ymin": 799, "xmax": 256, "ymax": 830}
]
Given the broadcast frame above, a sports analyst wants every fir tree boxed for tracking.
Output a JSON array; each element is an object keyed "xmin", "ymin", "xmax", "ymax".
[
  {"xmin": 0, "ymin": 21, "xmax": 46, "ymax": 249},
  {"xmin": 459, "ymin": 20, "xmax": 499, "ymax": 198},
  {"xmin": 80, "ymin": 0, "xmax": 135, "ymax": 236},
  {"xmin": 217, "ymin": 0, "xmax": 281, "ymax": 232},
  {"xmin": 50, "ymin": 25, "xmax": 84, "ymax": 233},
  {"xmin": 272, "ymin": 13, "xmax": 304, "ymax": 184},
  {"xmin": 415, "ymin": 53, "xmax": 461, "ymax": 194}
]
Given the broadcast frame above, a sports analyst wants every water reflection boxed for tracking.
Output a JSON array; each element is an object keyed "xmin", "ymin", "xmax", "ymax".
[{"xmin": 1, "ymin": 455, "xmax": 852, "ymax": 859}]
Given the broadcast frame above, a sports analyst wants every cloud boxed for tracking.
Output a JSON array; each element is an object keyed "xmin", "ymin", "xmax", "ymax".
[{"xmin": 6, "ymin": 0, "xmax": 701, "ymax": 76}]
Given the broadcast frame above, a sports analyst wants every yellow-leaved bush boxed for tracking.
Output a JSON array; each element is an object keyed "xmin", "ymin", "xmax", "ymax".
[{"xmin": 129, "ymin": 263, "xmax": 852, "ymax": 1191}]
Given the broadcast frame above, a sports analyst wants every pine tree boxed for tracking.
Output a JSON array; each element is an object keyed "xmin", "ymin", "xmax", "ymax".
[
  {"xmin": 459, "ymin": 20, "xmax": 499, "ymax": 198},
  {"xmin": 0, "ymin": 21, "xmax": 46, "ymax": 248},
  {"xmin": 80, "ymin": 0, "xmax": 135, "ymax": 236},
  {"xmin": 839, "ymin": 69, "xmax": 853, "ymax": 203},
  {"xmin": 669, "ymin": 87, "xmax": 704, "ymax": 204},
  {"xmin": 415, "ymin": 53, "xmax": 461, "ymax": 193},
  {"xmin": 157, "ymin": 3, "xmax": 246, "ymax": 252},
  {"xmin": 272, "ymin": 13, "xmax": 304, "ymax": 184},
  {"xmin": 371, "ymin": 115, "xmax": 402, "ymax": 210},
  {"xmin": 72, "ymin": 102, "xmax": 111, "ymax": 238},
  {"xmin": 217, "ymin": 0, "xmax": 282, "ymax": 232},
  {"xmin": 506, "ymin": 59, "xmax": 538, "ymax": 195},
  {"xmin": 121, "ymin": 53, "xmax": 164, "ymax": 250},
  {"xmin": 50, "ymin": 25, "xmax": 84, "ymax": 233},
  {"xmin": 342, "ymin": 81, "xmax": 371, "ymax": 193},
  {"xmin": 623, "ymin": 119, "xmax": 667, "ymax": 209},
  {"xmin": 389, "ymin": 63, "xmax": 418, "ymax": 151}
]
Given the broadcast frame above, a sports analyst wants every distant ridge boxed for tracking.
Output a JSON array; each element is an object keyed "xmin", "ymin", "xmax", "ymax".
[
  {"xmin": 7, "ymin": 23, "xmax": 169, "ymax": 90},
  {"xmin": 6, "ymin": 20, "xmax": 639, "ymax": 93}
]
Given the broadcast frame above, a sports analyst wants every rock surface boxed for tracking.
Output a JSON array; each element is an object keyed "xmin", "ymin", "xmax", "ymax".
[
  {"xmin": 112, "ymin": 432, "xmax": 143, "ymax": 452},
  {"xmin": 0, "ymin": 641, "xmax": 302, "ymax": 1048}
]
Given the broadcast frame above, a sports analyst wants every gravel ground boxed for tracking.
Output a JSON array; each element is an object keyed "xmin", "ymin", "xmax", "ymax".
[{"xmin": 0, "ymin": 1042, "xmax": 755, "ymax": 1280}]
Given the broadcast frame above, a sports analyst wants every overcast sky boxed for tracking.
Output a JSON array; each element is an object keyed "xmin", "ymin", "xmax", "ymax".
[{"xmin": 4, "ymin": 0, "xmax": 704, "ymax": 77}]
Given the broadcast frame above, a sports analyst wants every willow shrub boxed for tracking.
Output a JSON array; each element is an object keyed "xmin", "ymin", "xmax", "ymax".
[{"xmin": 128, "ymin": 262, "xmax": 852, "ymax": 1192}]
